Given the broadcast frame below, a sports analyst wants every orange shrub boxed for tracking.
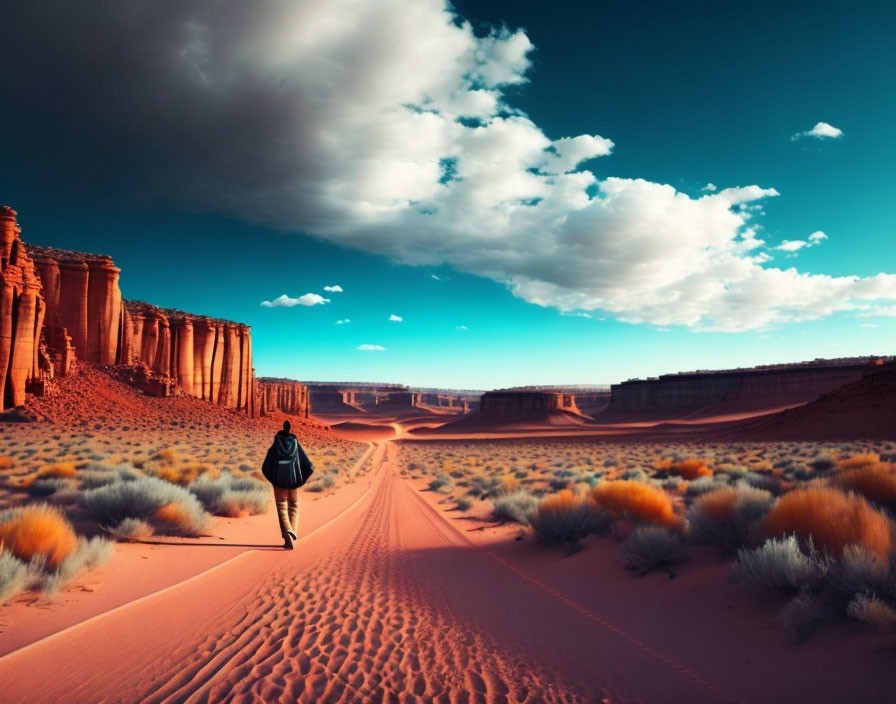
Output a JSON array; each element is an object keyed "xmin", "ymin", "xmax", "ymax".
[
  {"xmin": 670, "ymin": 458, "xmax": 712, "ymax": 479},
  {"xmin": 836, "ymin": 453, "xmax": 880, "ymax": 471},
  {"xmin": 151, "ymin": 462, "xmax": 216, "ymax": 486},
  {"xmin": 0, "ymin": 456, "xmax": 14, "ymax": 470},
  {"xmin": 835, "ymin": 462, "xmax": 896, "ymax": 510},
  {"xmin": 538, "ymin": 489, "xmax": 581, "ymax": 515},
  {"xmin": 764, "ymin": 487, "xmax": 893, "ymax": 559},
  {"xmin": 155, "ymin": 503, "xmax": 195, "ymax": 529},
  {"xmin": 152, "ymin": 449, "xmax": 182, "ymax": 465},
  {"xmin": 500, "ymin": 474, "xmax": 519, "ymax": 494},
  {"xmin": 591, "ymin": 481, "xmax": 677, "ymax": 527},
  {"xmin": 0, "ymin": 505, "xmax": 78, "ymax": 568},
  {"xmin": 37, "ymin": 462, "xmax": 77, "ymax": 479},
  {"xmin": 693, "ymin": 488, "xmax": 740, "ymax": 522}
]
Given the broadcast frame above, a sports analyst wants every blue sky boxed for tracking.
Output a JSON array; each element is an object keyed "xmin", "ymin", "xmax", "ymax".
[{"xmin": 2, "ymin": 1, "xmax": 894, "ymax": 388}]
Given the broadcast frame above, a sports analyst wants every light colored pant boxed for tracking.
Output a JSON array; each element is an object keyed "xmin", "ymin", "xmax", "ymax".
[{"xmin": 274, "ymin": 487, "xmax": 299, "ymax": 538}]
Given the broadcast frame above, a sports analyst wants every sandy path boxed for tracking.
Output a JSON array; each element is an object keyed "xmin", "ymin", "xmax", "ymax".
[{"xmin": 0, "ymin": 444, "xmax": 734, "ymax": 704}]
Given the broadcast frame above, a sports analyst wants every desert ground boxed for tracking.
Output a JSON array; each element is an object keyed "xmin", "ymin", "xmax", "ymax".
[{"xmin": 2, "ymin": 371, "xmax": 896, "ymax": 703}]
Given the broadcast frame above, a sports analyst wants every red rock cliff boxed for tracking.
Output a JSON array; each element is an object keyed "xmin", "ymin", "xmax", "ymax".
[
  {"xmin": 607, "ymin": 357, "xmax": 888, "ymax": 412},
  {"xmin": 257, "ymin": 378, "xmax": 309, "ymax": 418},
  {"xmin": 2, "ymin": 205, "xmax": 258, "ymax": 416},
  {"xmin": 123, "ymin": 301, "xmax": 255, "ymax": 414},
  {"xmin": 479, "ymin": 391, "xmax": 580, "ymax": 417},
  {"xmin": 0, "ymin": 207, "xmax": 47, "ymax": 408},
  {"xmin": 26, "ymin": 243, "xmax": 123, "ymax": 366}
]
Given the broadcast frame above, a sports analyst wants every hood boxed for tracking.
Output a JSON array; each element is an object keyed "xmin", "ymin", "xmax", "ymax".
[{"xmin": 274, "ymin": 433, "xmax": 298, "ymax": 459}]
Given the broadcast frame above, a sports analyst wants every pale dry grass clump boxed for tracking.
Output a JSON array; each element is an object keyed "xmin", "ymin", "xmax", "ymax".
[
  {"xmin": 189, "ymin": 474, "xmax": 270, "ymax": 516},
  {"xmin": 730, "ymin": 535, "xmax": 825, "ymax": 596},
  {"xmin": 764, "ymin": 487, "xmax": 893, "ymax": 559},
  {"xmin": 624, "ymin": 525, "xmax": 687, "ymax": 574},
  {"xmin": 529, "ymin": 490, "xmax": 611, "ymax": 546},
  {"xmin": 688, "ymin": 486, "xmax": 774, "ymax": 552},
  {"xmin": 105, "ymin": 518, "xmax": 155, "ymax": 542},
  {"xmin": 81, "ymin": 476, "xmax": 210, "ymax": 537},
  {"xmin": 0, "ymin": 506, "xmax": 113, "ymax": 602},
  {"xmin": 591, "ymin": 481, "xmax": 678, "ymax": 528},
  {"xmin": 491, "ymin": 490, "xmax": 538, "ymax": 524}
]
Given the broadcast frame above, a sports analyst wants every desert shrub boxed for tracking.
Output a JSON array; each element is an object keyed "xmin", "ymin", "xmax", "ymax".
[
  {"xmin": 825, "ymin": 544, "xmax": 890, "ymax": 598},
  {"xmin": 764, "ymin": 487, "xmax": 893, "ymax": 559},
  {"xmin": 0, "ymin": 456, "xmax": 14, "ymax": 470},
  {"xmin": 38, "ymin": 537, "xmax": 114, "ymax": 592},
  {"xmin": 491, "ymin": 490, "xmax": 538, "ymax": 524},
  {"xmin": 28, "ymin": 476, "xmax": 76, "ymax": 497},
  {"xmin": 782, "ymin": 588, "xmax": 828, "ymax": 641},
  {"xmin": 154, "ymin": 503, "xmax": 209, "ymax": 536},
  {"xmin": 624, "ymin": 525, "xmax": 687, "ymax": 574},
  {"xmin": 428, "ymin": 474, "xmax": 452, "ymax": 492},
  {"xmin": 0, "ymin": 504, "xmax": 78, "ymax": 568},
  {"xmin": 36, "ymin": 462, "xmax": 77, "ymax": 479},
  {"xmin": 151, "ymin": 461, "xmax": 216, "ymax": 486},
  {"xmin": 686, "ymin": 476, "xmax": 728, "ymax": 497},
  {"xmin": 834, "ymin": 462, "xmax": 896, "ymax": 511},
  {"xmin": 454, "ymin": 497, "xmax": 472, "ymax": 511},
  {"xmin": 81, "ymin": 476, "xmax": 209, "ymax": 536},
  {"xmin": 0, "ymin": 551, "xmax": 29, "ymax": 604},
  {"xmin": 105, "ymin": 518, "xmax": 154, "ymax": 541},
  {"xmin": 78, "ymin": 469, "xmax": 121, "ymax": 490},
  {"xmin": 808, "ymin": 454, "xmax": 836, "ymax": 472},
  {"xmin": 836, "ymin": 453, "xmax": 881, "ymax": 472},
  {"xmin": 529, "ymin": 490, "xmax": 612, "ymax": 546},
  {"xmin": 591, "ymin": 481, "xmax": 678, "ymax": 528},
  {"xmin": 847, "ymin": 594, "xmax": 896, "ymax": 632},
  {"xmin": 742, "ymin": 472, "xmax": 779, "ymax": 493},
  {"xmin": 305, "ymin": 471, "xmax": 337, "ymax": 493},
  {"xmin": 189, "ymin": 474, "xmax": 269, "ymax": 516},
  {"xmin": 731, "ymin": 535, "xmax": 825, "ymax": 596},
  {"xmin": 670, "ymin": 458, "xmax": 712, "ymax": 480},
  {"xmin": 689, "ymin": 486, "xmax": 774, "ymax": 552}
]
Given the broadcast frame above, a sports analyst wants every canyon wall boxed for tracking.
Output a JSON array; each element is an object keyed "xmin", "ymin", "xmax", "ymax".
[
  {"xmin": 122, "ymin": 301, "xmax": 255, "ymax": 414},
  {"xmin": 607, "ymin": 358, "xmax": 888, "ymax": 413},
  {"xmin": 1, "ymin": 205, "xmax": 258, "ymax": 415},
  {"xmin": 479, "ymin": 391, "xmax": 580, "ymax": 417},
  {"xmin": 0, "ymin": 207, "xmax": 47, "ymax": 408},
  {"xmin": 257, "ymin": 377, "xmax": 309, "ymax": 418}
]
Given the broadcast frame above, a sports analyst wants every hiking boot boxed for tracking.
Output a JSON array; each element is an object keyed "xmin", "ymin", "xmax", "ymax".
[
  {"xmin": 283, "ymin": 535, "xmax": 295, "ymax": 550},
  {"xmin": 286, "ymin": 529, "xmax": 298, "ymax": 541}
]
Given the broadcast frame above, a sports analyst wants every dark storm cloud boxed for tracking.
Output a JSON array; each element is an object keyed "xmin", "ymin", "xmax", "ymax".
[{"xmin": 3, "ymin": 1, "xmax": 894, "ymax": 330}]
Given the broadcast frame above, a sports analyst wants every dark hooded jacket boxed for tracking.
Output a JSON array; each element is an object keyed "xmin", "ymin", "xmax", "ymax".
[{"xmin": 262, "ymin": 430, "xmax": 314, "ymax": 489}]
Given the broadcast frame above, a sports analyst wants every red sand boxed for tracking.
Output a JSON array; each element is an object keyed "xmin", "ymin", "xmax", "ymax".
[
  {"xmin": 2, "ymin": 368, "xmax": 896, "ymax": 702},
  {"xmin": 2, "ymin": 438, "xmax": 895, "ymax": 702}
]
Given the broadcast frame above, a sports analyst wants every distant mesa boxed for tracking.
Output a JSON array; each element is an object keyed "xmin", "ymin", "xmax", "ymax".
[
  {"xmin": 603, "ymin": 357, "xmax": 890, "ymax": 418},
  {"xmin": 727, "ymin": 361, "xmax": 896, "ymax": 441},
  {"xmin": 301, "ymin": 382, "xmax": 481, "ymax": 417}
]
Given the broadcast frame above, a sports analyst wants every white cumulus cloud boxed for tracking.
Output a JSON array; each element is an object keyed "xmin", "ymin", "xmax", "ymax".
[
  {"xmin": 356, "ymin": 344, "xmax": 386, "ymax": 351},
  {"xmin": 261, "ymin": 293, "xmax": 330, "ymax": 308},
  {"xmin": 388, "ymin": 314, "xmax": 403, "ymax": 322},
  {"xmin": 775, "ymin": 230, "xmax": 828, "ymax": 254},
  {"xmin": 336, "ymin": 319, "xmax": 350, "ymax": 324},
  {"xmin": 792, "ymin": 122, "xmax": 844, "ymax": 140},
  {"xmin": 323, "ymin": 285, "xmax": 343, "ymax": 292},
  {"xmin": 8, "ymin": 3, "xmax": 893, "ymax": 332}
]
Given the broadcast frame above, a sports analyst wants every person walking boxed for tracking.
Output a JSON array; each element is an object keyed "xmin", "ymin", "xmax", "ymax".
[{"xmin": 261, "ymin": 420, "xmax": 314, "ymax": 549}]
